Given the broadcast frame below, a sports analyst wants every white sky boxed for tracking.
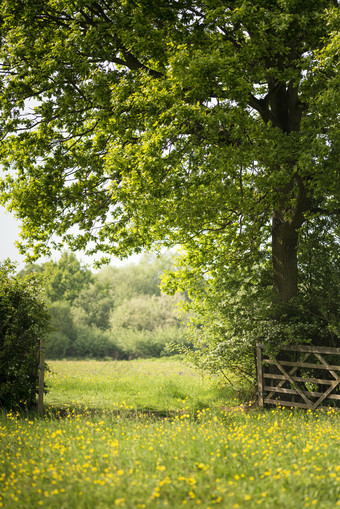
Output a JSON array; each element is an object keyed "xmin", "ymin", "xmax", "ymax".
[
  {"xmin": 0, "ymin": 207, "xmax": 26, "ymax": 268},
  {"xmin": 0, "ymin": 206, "xmax": 141, "ymax": 270}
]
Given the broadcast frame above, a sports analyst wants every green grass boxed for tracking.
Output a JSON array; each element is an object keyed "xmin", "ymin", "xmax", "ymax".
[
  {"xmin": 43, "ymin": 358, "xmax": 241, "ymax": 414},
  {"xmin": 0, "ymin": 358, "xmax": 339, "ymax": 509}
]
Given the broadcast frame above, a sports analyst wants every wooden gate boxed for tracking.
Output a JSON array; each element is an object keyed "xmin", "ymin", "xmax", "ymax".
[{"xmin": 257, "ymin": 344, "xmax": 340, "ymax": 410}]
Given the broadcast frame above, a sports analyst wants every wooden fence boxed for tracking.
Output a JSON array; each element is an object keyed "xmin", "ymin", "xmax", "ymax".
[{"xmin": 257, "ymin": 344, "xmax": 340, "ymax": 410}]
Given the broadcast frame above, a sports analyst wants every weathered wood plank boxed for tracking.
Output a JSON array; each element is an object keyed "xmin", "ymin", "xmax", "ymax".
[
  {"xmin": 278, "ymin": 345, "xmax": 340, "ymax": 354},
  {"xmin": 264, "ymin": 374, "xmax": 335, "ymax": 385},
  {"xmin": 312, "ymin": 378, "xmax": 340, "ymax": 410},
  {"xmin": 314, "ymin": 353, "xmax": 339, "ymax": 380},
  {"xmin": 264, "ymin": 386, "xmax": 306, "ymax": 395},
  {"xmin": 265, "ymin": 353, "xmax": 310, "ymax": 401},
  {"xmin": 265, "ymin": 399, "xmax": 340, "ymax": 411},
  {"xmin": 263, "ymin": 386, "xmax": 340, "ymax": 400},
  {"xmin": 326, "ymin": 394, "xmax": 340, "ymax": 401},
  {"xmin": 264, "ymin": 360, "xmax": 340, "ymax": 371},
  {"xmin": 272, "ymin": 359, "xmax": 313, "ymax": 408},
  {"xmin": 264, "ymin": 398, "xmax": 310, "ymax": 409}
]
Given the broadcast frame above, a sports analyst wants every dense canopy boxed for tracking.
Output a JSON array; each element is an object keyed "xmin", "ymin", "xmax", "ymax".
[{"xmin": 0, "ymin": 1, "xmax": 339, "ymax": 318}]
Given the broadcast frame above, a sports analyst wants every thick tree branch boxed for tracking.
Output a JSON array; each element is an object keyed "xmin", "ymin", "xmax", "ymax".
[{"xmin": 248, "ymin": 94, "xmax": 271, "ymax": 123}]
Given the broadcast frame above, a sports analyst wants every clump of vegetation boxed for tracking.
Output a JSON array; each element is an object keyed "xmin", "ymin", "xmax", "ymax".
[
  {"xmin": 162, "ymin": 216, "xmax": 340, "ymax": 385},
  {"xmin": 0, "ymin": 261, "xmax": 50, "ymax": 409}
]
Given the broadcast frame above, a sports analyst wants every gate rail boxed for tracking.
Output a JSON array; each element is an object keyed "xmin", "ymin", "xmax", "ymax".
[{"xmin": 257, "ymin": 344, "xmax": 340, "ymax": 410}]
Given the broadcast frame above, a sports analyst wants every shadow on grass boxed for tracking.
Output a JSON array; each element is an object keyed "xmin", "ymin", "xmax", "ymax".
[
  {"xmin": 2, "ymin": 400, "xmax": 245, "ymax": 421},
  {"xmin": 40, "ymin": 403, "xmax": 216, "ymax": 420}
]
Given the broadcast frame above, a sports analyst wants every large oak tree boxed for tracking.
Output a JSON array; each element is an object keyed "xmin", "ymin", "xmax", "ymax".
[{"xmin": 0, "ymin": 1, "xmax": 339, "ymax": 339}]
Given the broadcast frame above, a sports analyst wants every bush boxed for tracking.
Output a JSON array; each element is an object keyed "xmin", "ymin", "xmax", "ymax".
[
  {"xmin": 109, "ymin": 293, "xmax": 187, "ymax": 358},
  {"xmin": 114, "ymin": 326, "xmax": 187, "ymax": 359},
  {"xmin": 0, "ymin": 261, "xmax": 50, "ymax": 409},
  {"xmin": 110, "ymin": 294, "xmax": 183, "ymax": 331},
  {"xmin": 46, "ymin": 331, "xmax": 71, "ymax": 359},
  {"xmin": 70, "ymin": 326, "xmax": 121, "ymax": 358}
]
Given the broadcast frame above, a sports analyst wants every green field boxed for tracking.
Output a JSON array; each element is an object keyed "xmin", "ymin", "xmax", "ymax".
[{"xmin": 0, "ymin": 358, "xmax": 339, "ymax": 508}]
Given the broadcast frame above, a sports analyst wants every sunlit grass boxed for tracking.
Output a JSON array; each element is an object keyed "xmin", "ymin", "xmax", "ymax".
[
  {"xmin": 0, "ymin": 358, "xmax": 339, "ymax": 508},
  {"xmin": 44, "ymin": 358, "xmax": 239, "ymax": 414}
]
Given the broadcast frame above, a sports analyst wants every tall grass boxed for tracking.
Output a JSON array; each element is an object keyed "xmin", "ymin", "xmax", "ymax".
[{"xmin": 0, "ymin": 358, "xmax": 339, "ymax": 509}]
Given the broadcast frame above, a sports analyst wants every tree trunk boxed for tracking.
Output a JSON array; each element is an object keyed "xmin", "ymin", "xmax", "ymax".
[
  {"xmin": 272, "ymin": 211, "xmax": 299, "ymax": 303},
  {"xmin": 271, "ymin": 178, "xmax": 310, "ymax": 304}
]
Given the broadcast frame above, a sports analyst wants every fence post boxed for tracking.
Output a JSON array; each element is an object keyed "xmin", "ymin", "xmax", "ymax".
[
  {"xmin": 37, "ymin": 338, "xmax": 46, "ymax": 414},
  {"xmin": 256, "ymin": 344, "xmax": 264, "ymax": 408}
]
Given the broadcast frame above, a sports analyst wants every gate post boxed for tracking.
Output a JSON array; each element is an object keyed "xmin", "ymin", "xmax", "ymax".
[
  {"xmin": 256, "ymin": 344, "xmax": 264, "ymax": 408},
  {"xmin": 37, "ymin": 338, "xmax": 46, "ymax": 414}
]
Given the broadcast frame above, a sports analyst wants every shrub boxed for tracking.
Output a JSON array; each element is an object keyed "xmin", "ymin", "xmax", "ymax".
[
  {"xmin": 114, "ymin": 326, "xmax": 187, "ymax": 359},
  {"xmin": 110, "ymin": 293, "xmax": 183, "ymax": 332},
  {"xmin": 70, "ymin": 325, "xmax": 121, "ymax": 358},
  {"xmin": 46, "ymin": 331, "xmax": 71, "ymax": 359},
  {"xmin": 0, "ymin": 261, "xmax": 50, "ymax": 409}
]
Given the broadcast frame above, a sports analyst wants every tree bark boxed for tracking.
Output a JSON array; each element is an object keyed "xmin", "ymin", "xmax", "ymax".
[
  {"xmin": 272, "ymin": 178, "xmax": 310, "ymax": 304},
  {"xmin": 272, "ymin": 211, "xmax": 299, "ymax": 303}
]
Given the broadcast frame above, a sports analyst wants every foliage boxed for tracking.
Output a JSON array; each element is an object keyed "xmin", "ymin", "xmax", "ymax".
[
  {"xmin": 162, "ymin": 215, "xmax": 340, "ymax": 382},
  {"xmin": 46, "ymin": 301, "xmax": 76, "ymax": 358},
  {"xmin": 110, "ymin": 293, "xmax": 183, "ymax": 332},
  {"xmin": 162, "ymin": 249, "xmax": 271, "ymax": 383},
  {"xmin": 97, "ymin": 253, "xmax": 174, "ymax": 306},
  {"xmin": 46, "ymin": 331, "xmax": 71, "ymax": 360},
  {"xmin": 0, "ymin": 1, "xmax": 337, "ymax": 280},
  {"xmin": 296, "ymin": 216, "xmax": 340, "ymax": 345},
  {"xmin": 72, "ymin": 281, "xmax": 113, "ymax": 330},
  {"xmin": 110, "ymin": 291, "xmax": 187, "ymax": 358},
  {"xmin": 20, "ymin": 252, "xmax": 93, "ymax": 304},
  {"xmin": 0, "ymin": 260, "xmax": 50, "ymax": 409},
  {"xmin": 69, "ymin": 326, "xmax": 120, "ymax": 359},
  {"xmin": 113, "ymin": 326, "xmax": 186, "ymax": 359},
  {"xmin": 48, "ymin": 300, "xmax": 76, "ymax": 341},
  {"xmin": 1, "ymin": 1, "xmax": 339, "ymax": 377},
  {"xmin": 45, "ymin": 253, "xmax": 93, "ymax": 304},
  {"xmin": 23, "ymin": 252, "xmax": 187, "ymax": 360}
]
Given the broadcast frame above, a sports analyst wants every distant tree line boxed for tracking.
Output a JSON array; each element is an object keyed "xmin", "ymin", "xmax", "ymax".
[{"xmin": 20, "ymin": 253, "xmax": 187, "ymax": 359}]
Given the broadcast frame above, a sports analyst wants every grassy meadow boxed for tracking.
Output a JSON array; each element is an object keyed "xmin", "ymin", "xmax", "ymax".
[{"xmin": 0, "ymin": 358, "xmax": 339, "ymax": 509}]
